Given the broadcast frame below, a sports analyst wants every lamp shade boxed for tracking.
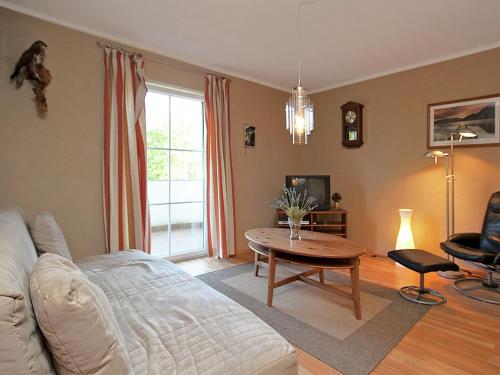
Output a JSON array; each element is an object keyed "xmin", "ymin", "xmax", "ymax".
[
  {"xmin": 456, "ymin": 124, "xmax": 478, "ymax": 139},
  {"xmin": 395, "ymin": 209, "xmax": 415, "ymax": 250},
  {"xmin": 285, "ymin": 86, "xmax": 314, "ymax": 144},
  {"xmin": 424, "ymin": 150, "xmax": 449, "ymax": 164}
]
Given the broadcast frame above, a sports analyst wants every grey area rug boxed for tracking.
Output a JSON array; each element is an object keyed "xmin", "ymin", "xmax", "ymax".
[{"xmin": 198, "ymin": 263, "xmax": 429, "ymax": 375}]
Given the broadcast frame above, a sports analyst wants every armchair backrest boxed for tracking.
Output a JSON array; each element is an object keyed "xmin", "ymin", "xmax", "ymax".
[{"xmin": 480, "ymin": 191, "xmax": 500, "ymax": 254}]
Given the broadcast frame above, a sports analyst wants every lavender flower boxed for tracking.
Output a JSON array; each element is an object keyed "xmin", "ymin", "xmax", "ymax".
[{"xmin": 272, "ymin": 185, "xmax": 318, "ymax": 220}]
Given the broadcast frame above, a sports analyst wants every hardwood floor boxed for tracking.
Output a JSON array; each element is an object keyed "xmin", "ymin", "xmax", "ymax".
[{"xmin": 176, "ymin": 252, "xmax": 500, "ymax": 375}]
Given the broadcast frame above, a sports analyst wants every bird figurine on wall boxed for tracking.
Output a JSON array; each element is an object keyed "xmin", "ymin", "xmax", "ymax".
[{"xmin": 10, "ymin": 40, "xmax": 52, "ymax": 113}]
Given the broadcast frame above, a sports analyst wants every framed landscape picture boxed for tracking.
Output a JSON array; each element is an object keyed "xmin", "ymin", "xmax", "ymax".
[{"xmin": 428, "ymin": 94, "xmax": 500, "ymax": 148}]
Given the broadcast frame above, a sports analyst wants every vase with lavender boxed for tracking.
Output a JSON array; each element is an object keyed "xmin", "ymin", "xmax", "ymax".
[{"xmin": 273, "ymin": 186, "xmax": 317, "ymax": 240}]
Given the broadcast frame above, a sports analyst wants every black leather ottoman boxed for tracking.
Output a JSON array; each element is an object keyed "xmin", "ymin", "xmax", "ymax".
[{"xmin": 388, "ymin": 249, "xmax": 459, "ymax": 305}]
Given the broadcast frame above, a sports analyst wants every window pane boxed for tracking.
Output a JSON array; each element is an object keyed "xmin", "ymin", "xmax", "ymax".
[
  {"xmin": 170, "ymin": 151, "xmax": 203, "ymax": 181},
  {"xmin": 146, "ymin": 91, "xmax": 169, "ymax": 148},
  {"xmin": 150, "ymin": 204, "xmax": 169, "ymax": 257},
  {"xmin": 171, "ymin": 96, "xmax": 203, "ymax": 150},
  {"xmin": 170, "ymin": 203, "xmax": 204, "ymax": 254},
  {"xmin": 148, "ymin": 180, "xmax": 170, "ymax": 205},
  {"xmin": 146, "ymin": 85, "xmax": 206, "ymax": 259},
  {"xmin": 170, "ymin": 180, "xmax": 203, "ymax": 203},
  {"xmin": 147, "ymin": 149, "xmax": 169, "ymax": 180}
]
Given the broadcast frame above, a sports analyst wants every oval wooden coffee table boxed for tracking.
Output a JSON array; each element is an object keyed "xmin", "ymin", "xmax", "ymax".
[{"xmin": 245, "ymin": 228, "xmax": 366, "ymax": 320}]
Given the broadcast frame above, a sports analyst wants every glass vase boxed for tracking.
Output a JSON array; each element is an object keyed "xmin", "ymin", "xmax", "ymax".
[{"xmin": 288, "ymin": 217, "xmax": 302, "ymax": 240}]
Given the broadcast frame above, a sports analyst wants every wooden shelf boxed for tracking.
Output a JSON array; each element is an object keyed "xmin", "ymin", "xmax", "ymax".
[{"xmin": 275, "ymin": 209, "xmax": 348, "ymax": 237}]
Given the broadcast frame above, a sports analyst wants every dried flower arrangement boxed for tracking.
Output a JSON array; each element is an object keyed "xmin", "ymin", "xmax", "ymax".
[{"xmin": 273, "ymin": 185, "xmax": 317, "ymax": 220}]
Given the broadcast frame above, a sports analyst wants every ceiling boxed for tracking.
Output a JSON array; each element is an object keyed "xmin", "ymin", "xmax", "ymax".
[{"xmin": 3, "ymin": 0, "xmax": 500, "ymax": 92}]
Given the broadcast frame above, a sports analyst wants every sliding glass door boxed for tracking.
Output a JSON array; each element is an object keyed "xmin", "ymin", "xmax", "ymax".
[{"xmin": 145, "ymin": 83, "xmax": 206, "ymax": 259}]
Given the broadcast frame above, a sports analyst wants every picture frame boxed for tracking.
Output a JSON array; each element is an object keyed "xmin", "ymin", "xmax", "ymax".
[
  {"xmin": 428, "ymin": 94, "xmax": 500, "ymax": 149},
  {"xmin": 244, "ymin": 124, "xmax": 255, "ymax": 148}
]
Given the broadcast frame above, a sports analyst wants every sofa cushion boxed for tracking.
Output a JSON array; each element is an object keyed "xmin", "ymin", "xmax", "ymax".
[
  {"xmin": 29, "ymin": 212, "xmax": 73, "ymax": 260},
  {"xmin": 0, "ymin": 208, "xmax": 55, "ymax": 374},
  {"xmin": 30, "ymin": 253, "xmax": 132, "ymax": 375}
]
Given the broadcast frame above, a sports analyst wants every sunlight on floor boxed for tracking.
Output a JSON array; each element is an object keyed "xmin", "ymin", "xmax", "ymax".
[{"xmin": 151, "ymin": 226, "xmax": 204, "ymax": 258}]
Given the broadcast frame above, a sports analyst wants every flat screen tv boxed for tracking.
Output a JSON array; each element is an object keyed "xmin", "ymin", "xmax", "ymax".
[{"xmin": 285, "ymin": 175, "xmax": 330, "ymax": 211}]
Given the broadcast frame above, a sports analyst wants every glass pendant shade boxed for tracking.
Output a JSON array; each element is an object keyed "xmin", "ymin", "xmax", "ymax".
[
  {"xmin": 395, "ymin": 209, "xmax": 415, "ymax": 250},
  {"xmin": 285, "ymin": 86, "xmax": 314, "ymax": 144}
]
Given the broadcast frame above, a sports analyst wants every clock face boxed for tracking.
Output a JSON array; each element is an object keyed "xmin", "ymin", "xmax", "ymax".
[{"xmin": 345, "ymin": 110, "xmax": 357, "ymax": 124}]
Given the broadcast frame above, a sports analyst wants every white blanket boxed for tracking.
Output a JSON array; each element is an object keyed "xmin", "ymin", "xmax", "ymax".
[{"xmin": 77, "ymin": 251, "xmax": 297, "ymax": 375}]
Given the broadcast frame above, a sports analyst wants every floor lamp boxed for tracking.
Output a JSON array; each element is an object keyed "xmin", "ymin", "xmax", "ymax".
[{"xmin": 424, "ymin": 124, "xmax": 477, "ymax": 279}]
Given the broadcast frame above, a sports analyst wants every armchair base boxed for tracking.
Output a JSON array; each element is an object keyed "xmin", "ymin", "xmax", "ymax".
[{"xmin": 454, "ymin": 273, "xmax": 500, "ymax": 305}]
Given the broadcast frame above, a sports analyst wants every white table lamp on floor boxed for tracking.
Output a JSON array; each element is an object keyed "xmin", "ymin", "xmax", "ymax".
[{"xmin": 396, "ymin": 209, "xmax": 415, "ymax": 250}]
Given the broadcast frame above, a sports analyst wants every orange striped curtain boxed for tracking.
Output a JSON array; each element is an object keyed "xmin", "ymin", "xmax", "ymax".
[
  {"xmin": 103, "ymin": 48, "xmax": 150, "ymax": 253},
  {"xmin": 205, "ymin": 75, "xmax": 236, "ymax": 258}
]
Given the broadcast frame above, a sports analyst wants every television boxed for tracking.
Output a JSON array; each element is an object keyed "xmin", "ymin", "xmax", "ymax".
[{"xmin": 285, "ymin": 175, "xmax": 330, "ymax": 211}]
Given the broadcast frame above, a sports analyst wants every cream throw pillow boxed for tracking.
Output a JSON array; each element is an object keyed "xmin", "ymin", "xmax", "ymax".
[
  {"xmin": 30, "ymin": 254, "xmax": 132, "ymax": 375},
  {"xmin": 29, "ymin": 213, "xmax": 73, "ymax": 261}
]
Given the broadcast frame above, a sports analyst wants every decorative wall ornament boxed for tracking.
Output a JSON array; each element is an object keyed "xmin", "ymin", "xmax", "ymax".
[
  {"xmin": 10, "ymin": 40, "xmax": 51, "ymax": 113},
  {"xmin": 244, "ymin": 124, "xmax": 255, "ymax": 148}
]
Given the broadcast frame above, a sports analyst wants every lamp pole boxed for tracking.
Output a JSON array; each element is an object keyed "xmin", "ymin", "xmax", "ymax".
[
  {"xmin": 439, "ymin": 131, "xmax": 468, "ymax": 279},
  {"xmin": 447, "ymin": 133, "xmax": 455, "ymax": 238},
  {"xmin": 425, "ymin": 124, "xmax": 477, "ymax": 279}
]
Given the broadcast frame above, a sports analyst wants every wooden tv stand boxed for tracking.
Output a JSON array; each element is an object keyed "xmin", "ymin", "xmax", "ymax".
[{"xmin": 275, "ymin": 208, "xmax": 347, "ymax": 237}]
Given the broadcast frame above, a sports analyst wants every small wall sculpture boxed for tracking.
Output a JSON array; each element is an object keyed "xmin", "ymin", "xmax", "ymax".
[{"xmin": 10, "ymin": 40, "xmax": 52, "ymax": 113}]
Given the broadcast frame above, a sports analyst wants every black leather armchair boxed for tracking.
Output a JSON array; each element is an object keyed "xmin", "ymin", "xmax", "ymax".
[{"xmin": 440, "ymin": 191, "xmax": 500, "ymax": 304}]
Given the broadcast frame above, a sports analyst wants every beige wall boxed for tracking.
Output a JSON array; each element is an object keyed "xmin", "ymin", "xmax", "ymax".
[
  {"xmin": 2, "ymin": 7, "xmax": 499, "ymax": 259},
  {"xmin": 0, "ymin": 7, "xmax": 294, "ymax": 258},
  {"xmin": 306, "ymin": 48, "xmax": 500, "ymax": 255}
]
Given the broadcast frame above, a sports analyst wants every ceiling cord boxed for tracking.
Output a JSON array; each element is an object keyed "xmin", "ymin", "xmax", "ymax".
[{"xmin": 297, "ymin": 0, "xmax": 319, "ymax": 87}]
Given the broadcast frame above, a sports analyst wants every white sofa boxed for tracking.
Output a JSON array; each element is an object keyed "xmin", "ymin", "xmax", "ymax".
[{"xmin": 0, "ymin": 208, "xmax": 298, "ymax": 374}]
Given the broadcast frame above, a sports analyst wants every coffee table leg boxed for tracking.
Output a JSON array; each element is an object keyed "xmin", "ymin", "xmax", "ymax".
[
  {"xmin": 319, "ymin": 269, "xmax": 325, "ymax": 284},
  {"xmin": 267, "ymin": 249, "xmax": 276, "ymax": 307},
  {"xmin": 254, "ymin": 252, "xmax": 260, "ymax": 276},
  {"xmin": 350, "ymin": 259, "xmax": 361, "ymax": 320}
]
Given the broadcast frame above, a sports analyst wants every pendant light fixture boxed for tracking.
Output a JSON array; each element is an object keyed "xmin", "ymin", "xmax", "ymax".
[{"xmin": 285, "ymin": 1, "xmax": 316, "ymax": 145}]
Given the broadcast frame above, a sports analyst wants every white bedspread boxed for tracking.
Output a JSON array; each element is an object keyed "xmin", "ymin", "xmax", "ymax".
[{"xmin": 77, "ymin": 251, "xmax": 297, "ymax": 375}]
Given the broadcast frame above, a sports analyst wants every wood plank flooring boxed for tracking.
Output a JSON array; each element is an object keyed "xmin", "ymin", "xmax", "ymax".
[{"xmin": 176, "ymin": 252, "xmax": 500, "ymax": 375}]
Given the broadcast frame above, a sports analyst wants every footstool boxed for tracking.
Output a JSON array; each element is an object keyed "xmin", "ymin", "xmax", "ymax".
[{"xmin": 388, "ymin": 249, "xmax": 459, "ymax": 305}]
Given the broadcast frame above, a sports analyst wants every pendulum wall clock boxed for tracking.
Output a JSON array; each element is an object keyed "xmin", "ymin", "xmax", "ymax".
[{"xmin": 341, "ymin": 101, "xmax": 364, "ymax": 148}]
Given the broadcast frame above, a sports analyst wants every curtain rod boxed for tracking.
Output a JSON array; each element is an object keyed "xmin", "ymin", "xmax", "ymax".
[
  {"xmin": 96, "ymin": 41, "xmax": 216, "ymax": 76},
  {"xmin": 96, "ymin": 41, "xmax": 143, "ymax": 57}
]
